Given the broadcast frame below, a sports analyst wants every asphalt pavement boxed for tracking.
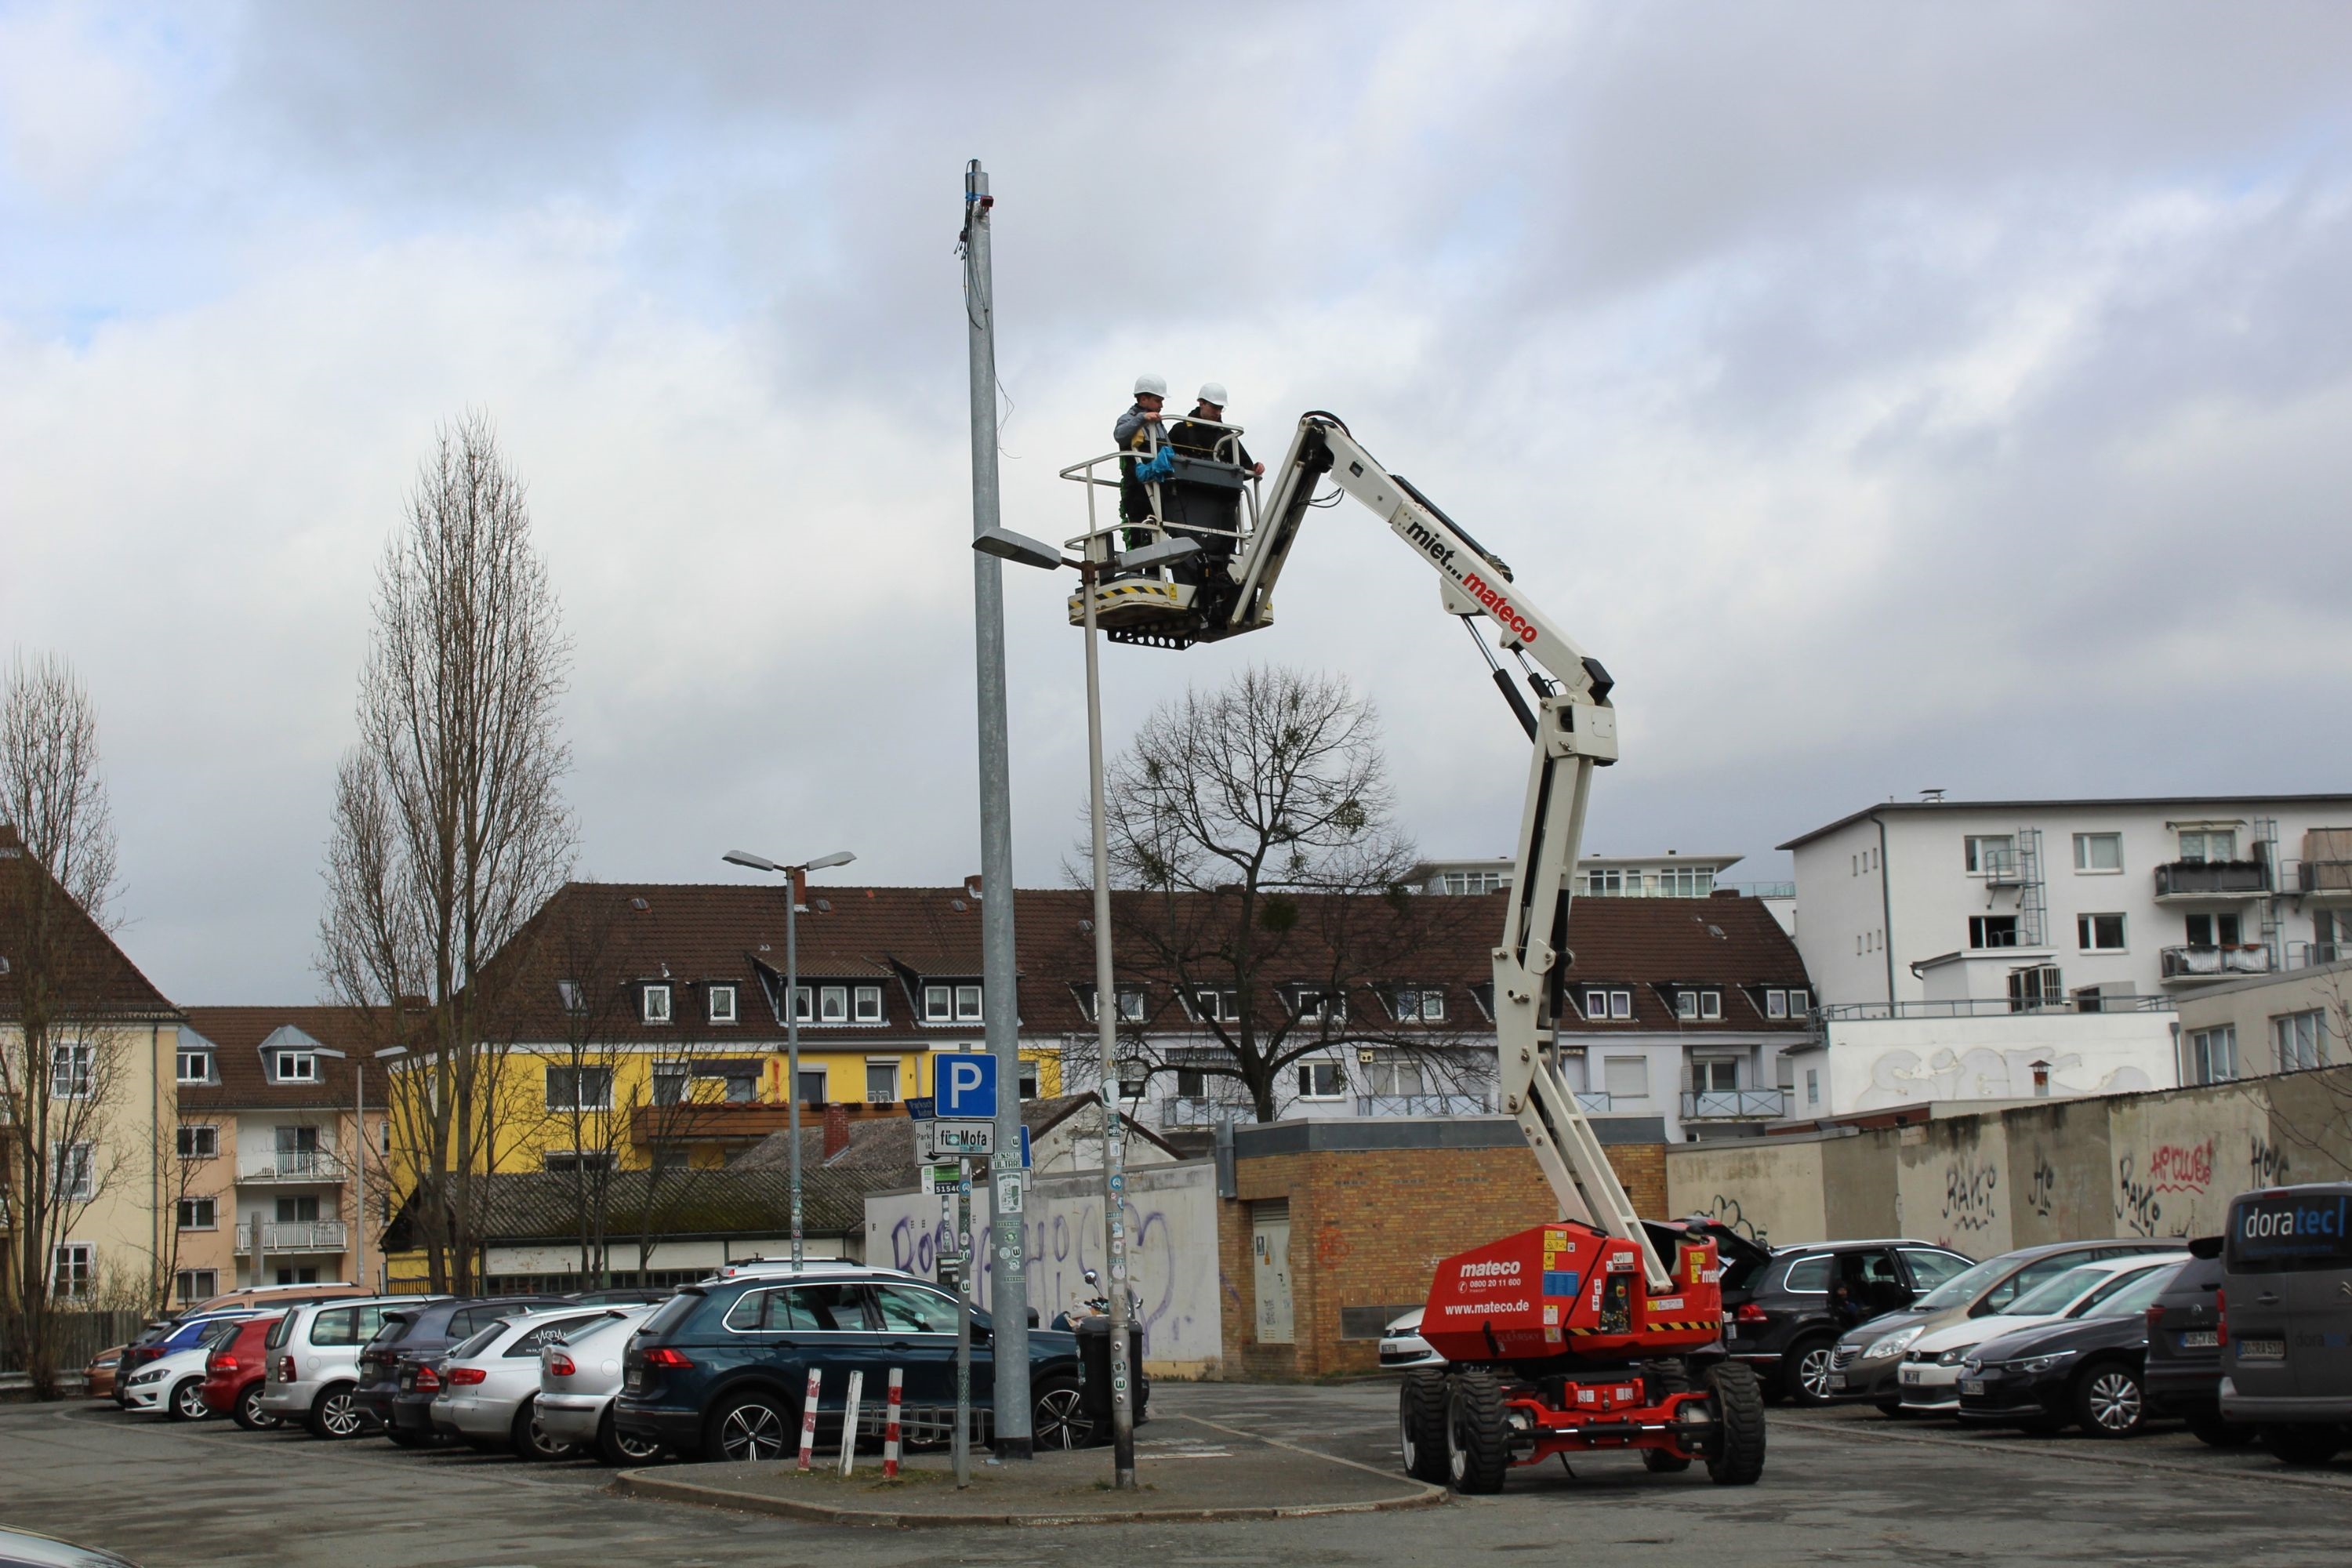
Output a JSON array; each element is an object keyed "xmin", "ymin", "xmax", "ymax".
[{"xmin": 4, "ymin": 1382, "xmax": 2350, "ymax": 1566}]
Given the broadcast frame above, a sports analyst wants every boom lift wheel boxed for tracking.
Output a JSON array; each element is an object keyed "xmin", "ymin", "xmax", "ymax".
[
  {"xmin": 1704, "ymin": 1361, "xmax": 1766, "ymax": 1486},
  {"xmin": 1641, "ymin": 1359, "xmax": 1693, "ymax": 1472},
  {"xmin": 1398, "ymin": 1370, "xmax": 1449, "ymax": 1484},
  {"xmin": 1443, "ymin": 1370, "xmax": 1511, "ymax": 1494}
]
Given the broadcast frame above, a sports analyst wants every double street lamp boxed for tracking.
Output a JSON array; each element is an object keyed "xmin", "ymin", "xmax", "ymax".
[
  {"xmin": 724, "ymin": 847, "xmax": 855, "ymax": 1270},
  {"xmin": 970, "ymin": 522, "xmax": 1196, "ymax": 1489}
]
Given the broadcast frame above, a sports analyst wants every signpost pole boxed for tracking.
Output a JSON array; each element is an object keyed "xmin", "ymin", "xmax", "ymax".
[{"xmin": 953, "ymin": 1154, "xmax": 973, "ymax": 1487}]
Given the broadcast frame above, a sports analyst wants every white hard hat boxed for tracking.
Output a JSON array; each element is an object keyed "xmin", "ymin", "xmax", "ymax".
[
  {"xmin": 1133, "ymin": 373, "xmax": 1167, "ymax": 397},
  {"xmin": 1196, "ymin": 382, "xmax": 1229, "ymax": 408}
]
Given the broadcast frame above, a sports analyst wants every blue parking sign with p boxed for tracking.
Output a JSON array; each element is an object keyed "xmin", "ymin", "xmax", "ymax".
[{"xmin": 939, "ymin": 1052, "xmax": 998, "ymax": 1120}]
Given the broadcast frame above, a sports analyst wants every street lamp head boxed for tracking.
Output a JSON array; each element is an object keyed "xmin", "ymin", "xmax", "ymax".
[
  {"xmin": 973, "ymin": 528, "xmax": 1066, "ymax": 572},
  {"xmin": 807, "ymin": 850, "xmax": 857, "ymax": 871},
  {"xmin": 373, "ymin": 1046, "xmax": 409, "ymax": 1060},
  {"xmin": 1116, "ymin": 535, "xmax": 1201, "ymax": 573},
  {"xmin": 724, "ymin": 849, "xmax": 782, "ymax": 873},
  {"xmin": 310, "ymin": 1047, "xmax": 349, "ymax": 1060}
]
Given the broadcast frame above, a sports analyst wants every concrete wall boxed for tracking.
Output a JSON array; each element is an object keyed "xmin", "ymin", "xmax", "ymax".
[
  {"xmin": 1668, "ymin": 1063, "xmax": 2352, "ymax": 1252},
  {"xmin": 864, "ymin": 1159, "xmax": 1223, "ymax": 1378},
  {"xmin": 1817, "ymin": 1011, "xmax": 2172, "ymax": 1115}
]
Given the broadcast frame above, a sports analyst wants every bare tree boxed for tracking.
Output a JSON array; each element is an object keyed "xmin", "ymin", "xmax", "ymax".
[
  {"xmin": 318, "ymin": 413, "xmax": 575, "ymax": 1294},
  {"xmin": 0, "ymin": 653, "xmax": 138, "ymax": 1396},
  {"xmin": 1087, "ymin": 665, "xmax": 1490, "ymax": 1122}
]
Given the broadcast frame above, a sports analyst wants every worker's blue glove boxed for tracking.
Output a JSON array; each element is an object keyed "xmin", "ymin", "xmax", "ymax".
[{"xmin": 1133, "ymin": 448, "xmax": 1176, "ymax": 484}]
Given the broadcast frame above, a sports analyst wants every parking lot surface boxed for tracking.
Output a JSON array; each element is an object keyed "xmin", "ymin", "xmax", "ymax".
[{"xmin": 5, "ymin": 1383, "xmax": 2350, "ymax": 1567}]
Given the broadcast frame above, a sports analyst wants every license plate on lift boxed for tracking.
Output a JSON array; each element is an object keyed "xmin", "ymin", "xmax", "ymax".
[
  {"xmin": 2180, "ymin": 1330, "xmax": 2220, "ymax": 1349},
  {"xmin": 1959, "ymin": 1378, "xmax": 1986, "ymax": 1397},
  {"xmin": 2239, "ymin": 1339, "xmax": 2287, "ymax": 1361}
]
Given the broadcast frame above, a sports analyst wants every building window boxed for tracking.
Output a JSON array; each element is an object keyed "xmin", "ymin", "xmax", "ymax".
[
  {"xmin": 176, "ymin": 1269, "xmax": 216, "ymax": 1304},
  {"xmin": 1656, "ymin": 865, "xmax": 1716, "ymax": 898},
  {"xmin": 543, "ymin": 1151, "xmax": 618, "ymax": 1174},
  {"xmin": 1187, "ymin": 988, "xmax": 1238, "ymax": 1022},
  {"xmin": 641, "ymin": 984, "xmax": 672, "ymax": 1025},
  {"xmin": 1438, "ymin": 870, "xmax": 1504, "ymax": 895},
  {"xmin": 1964, "ymin": 835, "xmax": 2017, "ymax": 875},
  {"xmin": 2274, "ymin": 1011, "xmax": 2325, "ymax": 1073},
  {"xmin": 722, "ymin": 1072, "xmax": 757, "ymax": 1104},
  {"xmin": 51, "ymin": 1243, "xmax": 94, "ymax": 1300},
  {"xmin": 811, "ymin": 985, "xmax": 846, "ymax": 1022},
  {"xmin": 1806, "ymin": 1068, "xmax": 1820, "ymax": 1107},
  {"xmin": 956, "ymin": 984, "xmax": 983, "ymax": 1022},
  {"xmin": 1690, "ymin": 1058, "xmax": 1738, "ymax": 1093},
  {"xmin": 1469, "ymin": 982, "xmax": 1495, "ymax": 1020},
  {"xmin": 1392, "ymin": 988, "xmax": 1446, "ymax": 1022},
  {"xmin": 1674, "ymin": 989, "xmax": 1722, "ymax": 1022},
  {"xmin": 176, "ymin": 1049, "xmax": 210, "ymax": 1085},
  {"xmin": 1363, "ymin": 1058, "xmax": 1427, "ymax": 1097},
  {"xmin": 2187, "ymin": 1025, "xmax": 2238, "ymax": 1085},
  {"xmin": 176, "ymin": 1125, "xmax": 218, "ymax": 1160},
  {"xmin": 866, "ymin": 1062, "xmax": 898, "ymax": 1104},
  {"xmin": 544, "ymin": 1066, "xmax": 615, "ymax": 1111},
  {"xmin": 557, "ymin": 979, "xmax": 586, "ymax": 1014},
  {"xmin": 50, "ymin": 1042, "xmax": 93, "ymax": 1098},
  {"xmin": 1117, "ymin": 1062, "xmax": 1151, "ymax": 1100},
  {"xmin": 1296, "ymin": 1059, "xmax": 1347, "ymax": 1099},
  {"xmin": 272, "ymin": 1049, "xmax": 318, "ymax": 1083},
  {"xmin": 1584, "ymin": 868, "xmax": 1636, "ymax": 895},
  {"xmin": 177, "ymin": 1197, "xmax": 216, "ymax": 1230},
  {"xmin": 924, "ymin": 985, "xmax": 953, "ymax": 1022},
  {"xmin": 854, "ymin": 985, "xmax": 884, "ymax": 1022},
  {"xmin": 2076, "ymin": 913, "xmax": 2126, "ymax": 951},
  {"xmin": 709, "ymin": 984, "xmax": 738, "ymax": 1024},
  {"xmin": 1582, "ymin": 987, "xmax": 1633, "ymax": 1022},
  {"xmin": 790, "ymin": 985, "xmax": 815, "ymax": 1022},
  {"xmin": 2185, "ymin": 913, "xmax": 2243, "ymax": 948},
  {"xmin": 53, "ymin": 1142, "xmax": 95, "ymax": 1202},
  {"xmin": 1018, "ymin": 1061, "xmax": 1039, "ymax": 1099},
  {"xmin": 2008, "ymin": 964, "xmax": 2064, "ymax": 1011},
  {"xmin": 1969, "ymin": 916, "xmax": 2020, "ymax": 949},
  {"xmin": 651, "ymin": 1063, "xmax": 687, "ymax": 1106},
  {"xmin": 1602, "ymin": 1056, "xmax": 1649, "ymax": 1102},
  {"xmin": 1083, "ymin": 985, "xmax": 1145, "ymax": 1022},
  {"xmin": 796, "ymin": 1068, "xmax": 828, "ymax": 1104},
  {"xmin": 1292, "ymin": 989, "xmax": 1345, "ymax": 1022},
  {"xmin": 2073, "ymin": 833, "xmax": 2123, "ymax": 873},
  {"xmin": 2178, "ymin": 829, "xmax": 2238, "ymax": 862},
  {"xmin": 1762, "ymin": 987, "xmax": 1809, "ymax": 1019}
]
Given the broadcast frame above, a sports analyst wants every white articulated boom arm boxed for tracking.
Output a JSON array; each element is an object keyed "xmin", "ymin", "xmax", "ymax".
[{"xmin": 1228, "ymin": 413, "xmax": 1672, "ymax": 1290}]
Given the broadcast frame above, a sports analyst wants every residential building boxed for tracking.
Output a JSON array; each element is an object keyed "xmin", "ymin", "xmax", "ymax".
[
  {"xmin": 1781, "ymin": 794, "xmax": 2352, "ymax": 1011},
  {"xmin": 1414, "ymin": 851, "xmax": 1797, "ymax": 933},
  {"xmin": 2172, "ymin": 955, "xmax": 2350, "ymax": 1087},
  {"xmin": 0, "ymin": 826, "xmax": 185, "ymax": 1308},
  {"xmin": 172, "ymin": 1007, "xmax": 392, "ymax": 1300}
]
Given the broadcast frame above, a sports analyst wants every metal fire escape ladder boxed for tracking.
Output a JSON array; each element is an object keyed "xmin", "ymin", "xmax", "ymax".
[
  {"xmin": 1220, "ymin": 413, "xmax": 1672, "ymax": 1290},
  {"xmin": 2016, "ymin": 828, "xmax": 2047, "ymax": 948},
  {"xmin": 2255, "ymin": 815, "xmax": 2281, "ymax": 966}
]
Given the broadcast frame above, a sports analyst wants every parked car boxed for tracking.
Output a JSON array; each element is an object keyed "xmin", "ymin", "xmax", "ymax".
[
  {"xmin": 1378, "ymin": 1308, "xmax": 1441, "ymax": 1369},
  {"xmin": 615, "ymin": 1271, "xmax": 1105, "ymax": 1461},
  {"xmin": 0, "ymin": 1525, "xmax": 141, "ymax": 1568},
  {"xmin": 2216, "ymin": 1182, "xmax": 2352, "ymax": 1466},
  {"xmin": 118, "ymin": 1319, "xmax": 246, "ymax": 1421},
  {"xmin": 567, "ymin": 1288, "xmax": 673, "ymax": 1307},
  {"xmin": 357, "ymin": 1295, "xmax": 574, "ymax": 1443},
  {"xmin": 1719, "ymin": 1236, "xmax": 1973, "ymax": 1405},
  {"xmin": 113, "ymin": 1311, "xmax": 260, "ymax": 1404},
  {"xmin": 1956, "ymin": 1258, "xmax": 2187, "ymax": 1436},
  {"xmin": 183, "ymin": 1282, "xmax": 366, "ymax": 1317},
  {"xmin": 1828, "ymin": 1237, "xmax": 2186, "ymax": 1411},
  {"xmin": 82, "ymin": 1347, "xmax": 122, "ymax": 1401},
  {"xmin": 2142, "ymin": 1243, "xmax": 2247, "ymax": 1446},
  {"xmin": 198, "ymin": 1315, "xmax": 285, "ymax": 1429},
  {"xmin": 259, "ymin": 1296, "xmax": 437, "ymax": 1439},
  {"xmin": 431, "ymin": 1308, "xmax": 618, "ymax": 1459},
  {"xmin": 1898, "ymin": 1254, "xmax": 2182, "ymax": 1414},
  {"xmin": 535, "ymin": 1305, "xmax": 665, "ymax": 1465}
]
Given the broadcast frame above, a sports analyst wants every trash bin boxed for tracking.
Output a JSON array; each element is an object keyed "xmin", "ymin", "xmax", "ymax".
[{"xmin": 1075, "ymin": 1316, "xmax": 1147, "ymax": 1421}]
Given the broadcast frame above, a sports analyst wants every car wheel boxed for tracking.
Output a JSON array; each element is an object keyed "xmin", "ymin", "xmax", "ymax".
[
  {"xmin": 232, "ymin": 1383, "xmax": 279, "ymax": 1432},
  {"xmin": 1783, "ymin": 1338, "xmax": 1839, "ymax": 1407},
  {"xmin": 2072, "ymin": 1363, "xmax": 2147, "ymax": 1439},
  {"xmin": 1032, "ymin": 1374, "xmax": 1093, "ymax": 1450},
  {"xmin": 708, "ymin": 1391, "xmax": 795, "ymax": 1464},
  {"xmin": 1443, "ymin": 1370, "xmax": 1511, "ymax": 1495},
  {"xmin": 1399, "ymin": 1370, "xmax": 1448, "ymax": 1484},
  {"xmin": 308, "ymin": 1382, "xmax": 368, "ymax": 1440},
  {"xmin": 169, "ymin": 1378, "xmax": 212, "ymax": 1422},
  {"xmin": 2259, "ymin": 1425, "xmax": 2345, "ymax": 1467},
  {"xmin": 512, "ymin": 1397, "xmax": 579, "ymax": 1461},
  {"xmin": 1704, "ymin": 1362, "xmax": 1767, "ymax": 1486},
  {"xmin": 2187, "ymin": 1412, "xmax": 2256, "ymax": 1448},
  {"xmin": 597, "ymin": 1407, "xmax": 664, "ymax": 1467}
]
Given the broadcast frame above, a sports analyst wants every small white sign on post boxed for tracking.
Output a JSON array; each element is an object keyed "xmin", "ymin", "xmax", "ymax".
[{"xmin": 919, "ymin": 1120, "xmax": 996, "ymax": 1160}]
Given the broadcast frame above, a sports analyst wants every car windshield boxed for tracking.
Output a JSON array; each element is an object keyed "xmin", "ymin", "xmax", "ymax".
[
  {"xmin": 1911, "ymin": 1255, "xmax": 2009, "ymax": 1312},
  {"xmin": 448, "ymin": 1323, "xmax": 506, "ymax": 1359},
  {"xmin": 368, "ymin": 1314, "xmax": 416, "ymax": 1348},
  {"xmin": 2005, "ymin": 1264, "xmax": 2108, "ymax": 1319},
  {"xmin": 2082, "ymin": 1263, "xmax": 2181, "ymax": 1319}
]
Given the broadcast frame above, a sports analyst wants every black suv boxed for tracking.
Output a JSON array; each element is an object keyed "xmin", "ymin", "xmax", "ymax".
[
  {"xmin": 2143, "ymin": 1244, "xmax": 2245, "ymax": 1446},
  {"xmin": 1721, "ymin": 1236, "xmax": 1976, "ymax": 1405},
  {"xmin": 356, "ymin": 1296, "xmax": 572, "ymax": 1444}
]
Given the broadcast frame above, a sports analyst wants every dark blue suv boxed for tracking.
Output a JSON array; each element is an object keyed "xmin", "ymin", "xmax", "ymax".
[{"xmin": 615, "ymin": 1272, "xmax": 1117, "ymax": 1461}]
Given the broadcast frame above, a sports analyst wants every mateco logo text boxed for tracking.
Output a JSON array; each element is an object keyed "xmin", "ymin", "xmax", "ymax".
[
  {"xmin": 1461, "ymin": 572, "xmax": 1540, "ymax": 647},
  {"xmin": 1459, "ymin": 1261, "xmax": 1521, "ymax": 1279}
]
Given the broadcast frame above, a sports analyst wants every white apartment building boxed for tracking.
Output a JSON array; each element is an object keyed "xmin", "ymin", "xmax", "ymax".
[
  {"xmin": 1413, "ymin": 852, "xmax": 1796, "ymax": 928},
  {"xmin": 1781, "ymin": 795, "xmax": 2352, "ymax": 1011}
]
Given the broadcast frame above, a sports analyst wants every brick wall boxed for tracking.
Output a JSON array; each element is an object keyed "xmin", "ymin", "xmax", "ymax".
[{"xmin": 1217, "ymin": 1138, "xmax": 1668, "ymax": 1377}]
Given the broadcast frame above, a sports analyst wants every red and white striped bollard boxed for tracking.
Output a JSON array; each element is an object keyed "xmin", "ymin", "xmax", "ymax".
[
  {"xmin": 883, "ymin": 1367, "xmax": 903, "ymax": 1479},
  {"xmin": 797, "ymin": 1368, "xmax": 822, "ymax": 1471}
]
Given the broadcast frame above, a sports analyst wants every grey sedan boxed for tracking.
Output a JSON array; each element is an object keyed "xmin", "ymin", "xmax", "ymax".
[
  {"xmin": 430, "ymin": 1308, "xmax": 615, "ymax": 1459},
  {"xmin": 535, "ymin": 1305, "xmax": 664, "ymax": 1466}
]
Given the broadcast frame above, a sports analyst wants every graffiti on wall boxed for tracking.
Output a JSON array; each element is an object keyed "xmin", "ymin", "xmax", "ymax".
[
  {"xmin": 2114, "ymin": 1138, "xmax": 2215, "ymax": 1236},
  {"xmin": 2250, "ymin": 1135, "xmax": 2292, "ymax": 1189},
  {"xmin": 1942, "ymin": 1157, "xmax": 2000, "ymax": 1236},
  {"xmin": 2025, "ymin": 1150, "xmax": 2058, "ymax": 1220},
  {"xmin": 1860, "ymin": 1048, "xmax": 2154, "ymax": 1109}
]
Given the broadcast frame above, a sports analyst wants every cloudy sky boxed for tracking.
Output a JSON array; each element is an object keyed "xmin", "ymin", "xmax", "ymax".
[{"xmin": 5, "ymin": 2, "xmax": 2350, "ymax": 1002}]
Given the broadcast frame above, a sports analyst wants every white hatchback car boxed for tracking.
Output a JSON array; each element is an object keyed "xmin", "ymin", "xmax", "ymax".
[
  {"xmin": 120, "ymin": 1322, "xmax": 243, "ymax": 1421},
  {"xmin": 1898, "ymin": 1256, "xmax": 2179, "ymax": 1413},
  {"xmin": 432, "ymin": 1307, "xmax": 617, "ymax": 1459},
  {"xmin": 260, "ymin": 1296, "xmax": 436, "ymax": 1439},
  {"xmin": 535, "ymin": 1305, "xmax": 662, "ymax": 1465},
  {"xmin": 1378, "ymin": 1307, "xmax": 1443, "ymax": 1369}
]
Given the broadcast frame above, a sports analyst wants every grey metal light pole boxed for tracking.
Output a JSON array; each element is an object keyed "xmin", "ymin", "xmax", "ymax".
[
  {"xmin": 725, "ymin": 848, "xmax": 855, "ymax": 1270},
  {"xmin": 972, "ymin": 524, "xmax": 1196, "ymax": 1490}
]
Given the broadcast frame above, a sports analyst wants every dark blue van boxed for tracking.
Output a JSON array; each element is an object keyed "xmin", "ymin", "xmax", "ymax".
[{"xmin": 2217, "ymin": 1183, "xmax": 2352, "ymax": 1465}]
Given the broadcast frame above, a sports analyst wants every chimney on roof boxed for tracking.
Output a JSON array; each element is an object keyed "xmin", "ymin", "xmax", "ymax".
[
  {"xmin": 964, "ymin": 874, "xmax": 983, "ymax": 900},
  {"xmin": 822, "ymin": 1103, "xmax": 851, "ymax": 1160}
]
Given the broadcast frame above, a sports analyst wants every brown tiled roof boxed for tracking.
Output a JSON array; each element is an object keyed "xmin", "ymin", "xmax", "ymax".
[
  {"xmin": 0, "ymin": 826, "xmax": 180, "ymax": 1024},
  {"xmin": 733, "ymin": 1092, "xmax": 1181, "ymax": 1176},
  {"xmin": 179, "ymin": 1006, "xmax": 394, "ymax": 1111}
]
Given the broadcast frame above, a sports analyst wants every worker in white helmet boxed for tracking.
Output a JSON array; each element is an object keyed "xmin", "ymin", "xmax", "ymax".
[
  {"xmin": 1170, "ymin": 382, "xmax": 1261, "ymax": 478},
  {"xmin": 1113, "ymin": 373, "xmax": 1169, "ymax": 532}
]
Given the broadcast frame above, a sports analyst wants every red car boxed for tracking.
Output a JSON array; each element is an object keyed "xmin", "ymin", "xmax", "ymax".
[{"xmin": 200, "ymin": 1315, "xmax": 285, "ymax": 1430}]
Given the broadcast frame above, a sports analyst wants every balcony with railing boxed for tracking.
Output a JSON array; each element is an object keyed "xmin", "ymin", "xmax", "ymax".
[
  {"xmin": 1679, "ymin": 1089, "xmax": 1791, "ymax": 1121},
  {"xmin": 2294, "ymin": 859, "xmax": 2352, "ymax": 900},
  {"xmin": 234, "ymin": 1148, "xmax": 343, "ymax": 1183},
  {"xmin": 1352, "ymin": 1092, "xmax": 1494, "ymax": 1118},
  {"xmin": 1160, "ymin": 1094, "xmax": 1255, "ymax": 1129},
  {"xmin": 2286, "ymin": 941, "xmax": 2347, "ymax": 971},
  {"xmin": 233, "ymin": 1220, "xmax": 349, "ymax": 1254},
  {"xmin": 2154, "ymin": 860, "xmax": 2269, "ymax": 900},
  {"xmin": 2159, "ymin": 944, "xmax": 2274, "ymax": 984}
]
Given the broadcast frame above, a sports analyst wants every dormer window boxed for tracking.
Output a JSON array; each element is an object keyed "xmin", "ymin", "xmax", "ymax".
[
  {"xmin": 708, "ymin": 984, "xmax": 738, "ymax": 1024},
  {"xmin": 1077, "ymin": 985, "xmax": 1145, "ymax": 1023},
  {"xmin": 273, "ymin": 1050, "xmax": 318, "ymax": 1083},
  {"xmin": 924, "ymin": 984, "xmax": 982, "ymax": 1023},
  {"xmin": 1673, "ymin": 988, "xmax": 1722, "ymax": 1022},
  {"xmin": 176, "ymin": 1049, "xmax": 212, "ymax": 1085},
  {"xmin": 557, "ymin": 980, "xmax": 586, "ymax": 1014},
  {"xmin": 1391, "ymin": 987, "xmax": 1445, "ymax": 1023},
  {"xmin": 1291, "ymin": 988, "xmax": 1345, "ymax": 1023},
  {"xmin": 642, "ymin": 984, "xmax": 673, "ymax": 1025},
  {"xmin": 854, "ymin": 985, "xmax": 883, "ymax": 1022},
  {"xmin": 1582, "ymin": 987, "xmax": 1634, "ymax": 1022}
]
